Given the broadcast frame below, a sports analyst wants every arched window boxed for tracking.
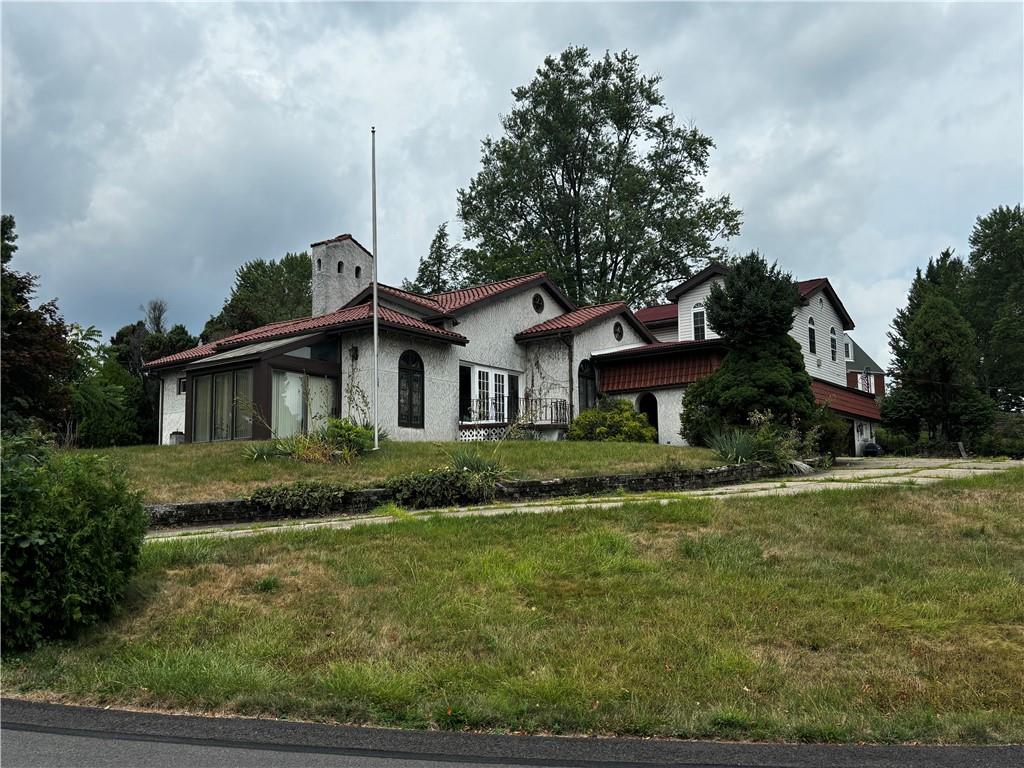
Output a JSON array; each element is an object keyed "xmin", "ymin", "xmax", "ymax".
[
  {"xmin": 578, "ymin": 359, "xmax": 597, "ymax": 412},
  {"xmin": 807, "ymin": 317, "xmax": 816, "ymax": 355},
  {"xmin": 316, "ymin": 258, "xmax": 322, "ymax": 271},
  {"xmin": 692, "ymin": 303, "xmax": 706, "ymax": 341},
  {"xmin": 398, "ymin": 350, "xmax": 424, "ymax": 428},
  {"xmin": 830, "ymin": 327, "xmax": 837, "ymax": 362},
  {"xmin": 355, "ymin": 265, "xmax": 362, "ymax": 279},
  {"xmin": 337, "ymin": 260, "xmax": 343, "ymax": 274}
]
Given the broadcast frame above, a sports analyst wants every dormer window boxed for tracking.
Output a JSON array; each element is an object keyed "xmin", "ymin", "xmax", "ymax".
[
  {"xmin": 692, "ymin": 303, "xmax": 706, "ymax": 341},
  {"xmin": 830, "ymin": 327, "xmax": 837, "ymax": 362},
  {"xmin": 808, "ymin": 317, "xmax": 816, "ymax": 355}
]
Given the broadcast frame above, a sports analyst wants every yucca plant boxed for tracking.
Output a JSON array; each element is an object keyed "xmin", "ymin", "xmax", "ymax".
[{"xmin": 707, "ymin": 428, "xmax": 757, "ymax": 464}]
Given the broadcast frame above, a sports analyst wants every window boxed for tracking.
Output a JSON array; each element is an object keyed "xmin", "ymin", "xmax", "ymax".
[
  {"xmin": 844, "ymin": 342, "xmax": 851, "ymax": 360},
  {"xmin": 578, "ymin": 359, "xmax": 597, "ymax": 411},
  {"xmin": 398, "ymin": 350, "xmax": 424, "ymax": 428},
  {"xmin": 494, "ymin": 372, "xmax": 506, "ymax": 422},
  {"xmin": 337, "ymin": 260, "xmax": 343, "ymax": 274},
  {"xmin": 808, "ymin": 317, "xmax": 816, "ymax": 355},
  {"xmin": 476, "ymin": 369, "xmax": 490, "ymax": 421},
  {"xmin": 355, "ymin": 265, "xmax": 362, "ymax": 279},
  {"xmin": 613, "ymin": 321, "xmax": 623, "ymax": 341},
  {"xmin": 532, "ymin": 293, "xmax": 545, "ymax": 313},
  {"xmin": 177, "ymin": 377, "xmax": 187, "ymax": 395},
  {"xmin": 830, "ymin": 327, "xmax": 837, "ymax": 362},
  {"xmin": 692, "ymin": 303, "xmax": 706, "ymax": 341},
  {"xmin": 316, "ymin": 258, "xmax": 322, "ymax": 271},
  {"xmin": 191, "ymin": 368, "xmax": 255, "ymax": 443},
  {"xmin": 271, "ymin": 370, "xmax": 336, "ymax": 438}
]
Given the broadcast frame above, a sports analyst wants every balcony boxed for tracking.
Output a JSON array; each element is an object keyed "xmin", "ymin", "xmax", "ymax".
[{"xmin": 460, "ymin": 397, "xmax": 569, "ymax": 426}]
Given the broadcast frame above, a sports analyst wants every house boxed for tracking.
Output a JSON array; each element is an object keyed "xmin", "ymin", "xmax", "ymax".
[
  {"xmin": 606, "ymin": 264, "xmax": 882, "ymax": 454},
  {"xmin": 145, "ymin": 236, "xmax": 881, "ymax": 454},
  {"xmin": 845, "ymin": 336, "xmax": 886, "ymax": 395}
]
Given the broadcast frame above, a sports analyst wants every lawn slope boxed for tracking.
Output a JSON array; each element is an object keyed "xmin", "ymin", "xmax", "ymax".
[{"xmin": 5, "ymin": 471, "xmax": 1023, "ymax": 743}]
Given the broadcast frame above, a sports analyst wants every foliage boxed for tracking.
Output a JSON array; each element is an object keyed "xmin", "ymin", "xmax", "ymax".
[
  {"xmin": 985, "ymin": 280, "xmax": 1024, "ymax": 411},
  {"xmin": 385, "ymin": 467, "xmax": 497, "ymax": 509},
  {"xmin": 747, "ymin": 409, "xmax": 805, "ymax": 471},
  {"xmin": 874, "ymin": 426, "xmax": 915, "ymax": 456},
  {"xmin": 248, "ymin": 481, "xmax": 351, "ymax": 517},
  {"xmin": 0, "ymin": 432, "xmax": 146, "ymax": 651},
  {"xmin": 680, "ymin": 253, "xmax": 815, "ymax": 446},
  {"xmin": 809, "ymin": 404, "xmax": 850, "ymax": 458},
  {"xmin": 442, "ymin": 445, "xmax": 507, "ymax": 481},
  {"xmin": 202, "ymin": 251, "xmax": 311, "ymax": 342},
  {"xmin": 707, "ymin": 428, "xmax": 757, "ymax": 464},
  {"xmin": 246, "ymin": 418, "xmax": 377, "ymax": 465},
  {"xmin": 69, "ymin": 331, "xmax": 140, "ymax": 448},
  {"xmin": 567, "ymin": 398, "xmax": 657, "ymax": 443},
  {"xmin": 0, "ymin": 214, "xmax": 77, "ymax": 432},
  {"xmin": 401, "ymin": 222, "xmax": 465, "ymax": 294},
  {"xmin": 456, "ymin": 46, "xmax": 741, "ymax": 307}
]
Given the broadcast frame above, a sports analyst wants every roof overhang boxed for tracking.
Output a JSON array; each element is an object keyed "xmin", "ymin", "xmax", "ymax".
[
  {"xmin": 515, "ymin": 304, "xmax": 657, "ymax": 344},
  {"xmin": 800, "ymin": 279, "xmax": 855, "ymax": 331},
  {"xmin": 811, "ymin": 377, "xmax": 880, "ymax": 421},
  {"xmin": 665, "ymin": 264, "xmax": 730, "ymax": 301}
]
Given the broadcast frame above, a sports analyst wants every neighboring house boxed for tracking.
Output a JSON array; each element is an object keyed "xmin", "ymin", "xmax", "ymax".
[
  {"xmin": 146, "ymin": 238, "xmax": 881, "ymax": 454},
  {"xmin": 145, "ymin": 233, "xmax": 653, "ymax": 445},
  {"xmin": 607, "ymin": 264, "xmax": 882, "ymax": 455},
  {"xmin": 845, "ymin": 336, "xmax": 886, "ymax": 396}
]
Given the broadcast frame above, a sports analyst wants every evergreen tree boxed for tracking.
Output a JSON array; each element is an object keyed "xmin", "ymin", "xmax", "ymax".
[
  {"xmin": 679, "ymin": 252, "xmax": 815, "ymax": 444},
  {"xmin": 401, "ymin": 222, "xmax": 464, "ymax": 294}
]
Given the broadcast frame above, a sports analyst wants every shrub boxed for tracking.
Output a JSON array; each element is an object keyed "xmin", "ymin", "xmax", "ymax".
[
  {"xmin": 385, "ymin": 467, "xmax": 497, "ymax": 509},
  {"xmin": 875, "ymin": 426, "xmax": 914, "ymax": 456},
  {"xmin": 809, "ymin": 405, "xmax": 850, "ymax": 458},
  {"xmin": 245, "ymin": 418, "xmax": 377, "ymax": 465},
  {"xmin": 748, "ymin": 410, "xmax": 805, "ymax": 472},
  {"xmin": 707, "ymin": 428, "xmax": 757, "ymax": 464},
  {"xmin": 443, "ymin": 446, "xmax": 506, "ymax": 480},
  {"xmin": 248, "ymin": 481, "xmax": 351, "ymax": 517},
  {"xmin": 1, "ymin": 432, "xmax": 147, "ymax": 651},
  {"xmin": 567, "ymin": 399, "xmax": 657, "ymax": 443}
]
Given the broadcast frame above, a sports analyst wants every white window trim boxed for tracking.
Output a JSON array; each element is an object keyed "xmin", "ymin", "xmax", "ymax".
[
  {"xmin": 692, "ymin": 303, "xmax": 706, "ymax": 342},
  {"xmin": 830, "ymin": 327, "xmax": 837, "ymax": 362},
  {"xmin": 470, "ymin": 364, "xmax": 514, "ymax": 423}
]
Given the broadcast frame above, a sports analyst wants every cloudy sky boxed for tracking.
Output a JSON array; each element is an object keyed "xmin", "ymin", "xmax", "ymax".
[{"xmin": 3, "ymin": 2, "xmax": 1022, "ymax": 367}]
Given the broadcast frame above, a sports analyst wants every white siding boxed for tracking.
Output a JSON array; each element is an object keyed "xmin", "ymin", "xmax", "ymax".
[
  {"xmin": 790, "ymin": 291, "xmax": 847, "ymax": 386},
  {"xmin": 159, "ymin": 373, "xmax": 186, "ymax": 444},
  {"xmin": 650, "ymin": 324, "xmax": 678, "ymax": 343},
  {"xmin": 675, "ymin": 278, "xmax": 723, "ymax": 342}
]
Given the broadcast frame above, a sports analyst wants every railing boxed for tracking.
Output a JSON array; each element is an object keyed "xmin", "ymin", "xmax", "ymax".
[{"xmin": 460, "ymin": 397, "xmax": 569, "ymax": 425}]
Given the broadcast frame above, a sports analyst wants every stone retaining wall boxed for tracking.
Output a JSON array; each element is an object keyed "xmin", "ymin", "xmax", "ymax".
[{"xmin": 146, "ymin": 463, "xmax": 772, "ymax": 530}]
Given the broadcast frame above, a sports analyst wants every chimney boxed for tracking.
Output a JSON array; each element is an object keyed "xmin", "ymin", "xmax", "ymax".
[{"xmin": 310, "ymin": 234, "xmax": 374, "ymax": 315}]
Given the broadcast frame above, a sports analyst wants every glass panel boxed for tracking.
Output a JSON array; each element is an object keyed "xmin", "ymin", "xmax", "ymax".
[
  {"xmin": 310, "ymin": 339, "xmax": 338, "ymax": 362},
  {"xmin": 272, "ymin": 370, "xmax": 303, "ymax": 438},
  {"xmin": 477, "ymin": 370, "xmax": 490, "ymax": 421},
  {"xmin": 213, "ymin": 372, "xmax": 233, "ymax": 440},
  {"xmin": 410, "ymin": 373, "xmax": 423, "ymax": 428},
  {"xmin": 693, "ymin": 311, "xmax": 706, "ymax": 341},
  {"xmin": 233, "ymin": 369, "xmax": 253, "ymax": 439},
  {"xmin": 494, "ymin": 373, "xmax": 505, "ymax": 422},
  {"xmin": 193, "ymin": 375, "xmax": 212, "ymax": 443},
  {"xmin": 307, "ymin": 376, "xmax": 335, "ymax": 432},
  {"xmin": 285, "ymin": 347, "xmax": 312, "ymax": 359},
  {"xmin": 399, "ymin": 373, "xmax": 411, "ymax": 426}
]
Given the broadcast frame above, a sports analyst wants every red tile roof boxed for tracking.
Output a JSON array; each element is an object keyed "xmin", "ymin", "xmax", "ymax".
[
  {"xmin": 598, "ymin": 349, "xmax": 724, "ymax": 393},
  {"xmin": 797, "ymin": 278, "xmax": 827, "ymax": 297},
  {"xmin": 515, "ymin": 302, "xmax": 628, "ymax": 340},
  {"xmin": 429, "ymin": 272, "xmax": 573, "ymax": 313},
  {"xmin": 634, "ymin": 303, "xmax": 677, "ymax": 325},
  {"xmin": 309, "ymin": 233, "xmax": 373, "ymax": 255},
  {"xmin": 346, "ymin": 283, "xmax": 447, "ymax": 315},
  {"xmin": 144, "ymin": 304, "xmax": 467, "ymax": 370},
  {"xmin": 811, "ymin": 378, "xmax": 881, "ymax": 421}
]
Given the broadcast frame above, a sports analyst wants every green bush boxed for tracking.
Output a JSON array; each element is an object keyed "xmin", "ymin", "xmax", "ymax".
[
  {"xmin": 248, "ymin": 481, "xmax": 351, "ymax": 517},
  {"xmin": 567, "ymin": 399, "xmax": 657, "ymax": 443},
  {"xmin": 707, "ymin": 428, "xmax": 757, "ymax": 464},
  {"xmin": 245, "ymin": 418, "xmax": 377, "ymax": 465},
  {"xmin": 385, "ymin": 467, "xmax": 497, "ymax": 509},
  {"xmin": 443, "ymin": 446, "xmax": 506, "ymax": 480},
  {"xmin": 1, "ymin": 432, "xmax": 147, "ymax": 651},
  {"xmin": 875, "ymin": 426, "xmax": 914, "ymax": 456}
]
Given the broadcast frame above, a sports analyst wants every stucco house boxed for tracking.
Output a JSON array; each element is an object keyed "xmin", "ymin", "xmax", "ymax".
[{"xmin": 146, "ymin": 235, "xmax": 882, "ymax": 454}]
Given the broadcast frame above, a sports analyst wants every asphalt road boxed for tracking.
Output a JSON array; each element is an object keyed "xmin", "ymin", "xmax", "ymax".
[{"xmin": 2, "ymin": 699, "xmax": 1021, "ymax": 768}]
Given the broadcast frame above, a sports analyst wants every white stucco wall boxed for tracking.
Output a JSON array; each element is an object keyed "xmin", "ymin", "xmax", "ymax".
[
  {"xmin": 572, "ymin": 314, "xmax": 646, "ymax": 416},
  {"xmin": 523, "ymin": 338, "xmax": 570, "ymax": 403},
  {"xmin": 312, "ymin": 239, "xmax": 374, "ymax": 315},
  {"xmin": 160, "ymin": 372, "xmax": 186, "ymax": 445},
  {"xmin": 455, "ymin": 285, "xmax": 566, "ymax": 372},
  {"xmin": 340, "ymin": 330, "xmax": 460, "ymax": 441},
  {"xmin": 614, "ymin": 387, "xmax": 688, "ymax": 446},
  {"xmin": 791, "ymin": 291, "xmax": 848, "ymax": 386},
  {"xmin": 675, "ymin": 278, "xmax": 723, "ymax": 342}
]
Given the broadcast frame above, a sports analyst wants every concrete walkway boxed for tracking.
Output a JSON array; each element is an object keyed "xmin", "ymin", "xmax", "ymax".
[{"xmin": 146, "ymin": 457, "xmax": 1023, "ymax": 542}]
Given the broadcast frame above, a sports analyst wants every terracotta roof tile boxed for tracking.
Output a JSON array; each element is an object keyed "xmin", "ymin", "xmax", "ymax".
[
  {"xmin": 634, "ymin": 303, "xmax": 676, "ymax": 324},
  {"xmin": 797, "ymin": 278, "xmax": 827, "ymax": 297},
  {"xmin": 515, "ymin": 302, "xmax": 627, "ymax": 339},
  {"xmin": 430, "ymin": 272, "xmax": 551, "ymax": 313},
  {"xmin": 598, "ymin": 349, "xmax": 724, "ymax": 393},
  {"xmin": 811, "ymin": 378, "xmax": 881, "ymax": 421}
]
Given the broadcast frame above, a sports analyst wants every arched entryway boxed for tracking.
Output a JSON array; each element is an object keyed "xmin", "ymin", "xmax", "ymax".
[{"xmin": 637, "ymin": 392, "xmax": 659, "ymax": 442}]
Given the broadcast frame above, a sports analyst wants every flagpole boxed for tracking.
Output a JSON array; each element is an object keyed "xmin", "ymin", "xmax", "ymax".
[{"xmin": 371, "ymin": 126, "xmax": 380, "ymax": 450}]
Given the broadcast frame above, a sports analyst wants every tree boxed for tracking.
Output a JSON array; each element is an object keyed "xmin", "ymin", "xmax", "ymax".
[
  {"xmin": 888, "ymin": 248, "xmax": 966, "ymax": 381},
  {"xmin": 202, "ymin": 252, "xmax": 311, "ymax": 341},
  {"xmin": 986, "ymin": 281, "xmax": 1024, "ymax": 411},
  {"xmin": 401, "ymin": 222, "xmax": 464, "ymax": 294},
  {"xmin": 679, "ymin": 252, "xmax": 815, "ymax": 445},
  {"xmin": 143, "ymin": 298, "xmax": 168, "ymax": 335},
  {"xmin": 457, "ymin": 46, "xmax": 741, "ymax": 307},
  {"xmin": 1, "ymin": 214, "xmax": 77, "ymax": 431}
]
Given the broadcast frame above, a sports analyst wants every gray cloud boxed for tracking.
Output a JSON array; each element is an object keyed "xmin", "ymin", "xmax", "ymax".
[{"xmin": 3, "ymin": 2, "xmax": 1021, "ymax": 369}]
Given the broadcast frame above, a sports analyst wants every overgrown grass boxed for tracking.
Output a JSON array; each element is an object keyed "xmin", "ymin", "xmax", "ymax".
[
  {"xmin": 64, "ymin": 441, "xmax": 719, "ymax": 503},
  {"xmin": 4, "ymin": 471, "xmax": 1023, "ymax": 743}
]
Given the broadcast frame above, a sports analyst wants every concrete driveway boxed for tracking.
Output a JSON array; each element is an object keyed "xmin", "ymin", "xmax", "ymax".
[{"xmin": 146, "ymin": 458, "xmax": 1023, "ymax": 542}]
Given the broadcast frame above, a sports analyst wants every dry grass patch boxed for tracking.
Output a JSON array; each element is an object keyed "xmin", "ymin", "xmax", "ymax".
[{"xmin": 4, "ymin": 470, "xmax": 1023, "ymax": 743}]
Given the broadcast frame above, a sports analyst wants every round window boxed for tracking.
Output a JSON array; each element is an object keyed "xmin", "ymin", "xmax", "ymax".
[
  {"xmin": 532, "ymin": 293, "xmax": 544, "ymax": 313},
  {"xmin": 613, "ymin": 321, "xmax": 623, "ymax": 341}
]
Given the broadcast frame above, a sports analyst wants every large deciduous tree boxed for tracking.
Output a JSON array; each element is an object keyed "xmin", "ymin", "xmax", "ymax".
[
  {"xmin": 203, "ymin": 251, "xmax": 311, "ymax": 341},
  {"xmin": 457, "ymin": 46, "xmax": 741, "ymax": 307},
  {"xmin": 679, "ymin": 252, "xmax": 815, "ymax": 445}
]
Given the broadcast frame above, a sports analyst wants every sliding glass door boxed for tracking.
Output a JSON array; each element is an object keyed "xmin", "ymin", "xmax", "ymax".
[
  {"xmin": 191, "ymin": 368, "xmax": 254, "ymax": 443},
  {"xmin": 271, "ymin": 369, "xmax": 336, "ymax": 438}
]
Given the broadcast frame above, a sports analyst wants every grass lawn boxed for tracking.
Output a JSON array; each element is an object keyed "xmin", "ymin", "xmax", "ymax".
[
  {"xmin": 69, "ymin": 441, "xmax": 720, "ymax": 503},
  {"xmin": 5, "ymin": 471, "xmax": 1023, "ymax": 743}
]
